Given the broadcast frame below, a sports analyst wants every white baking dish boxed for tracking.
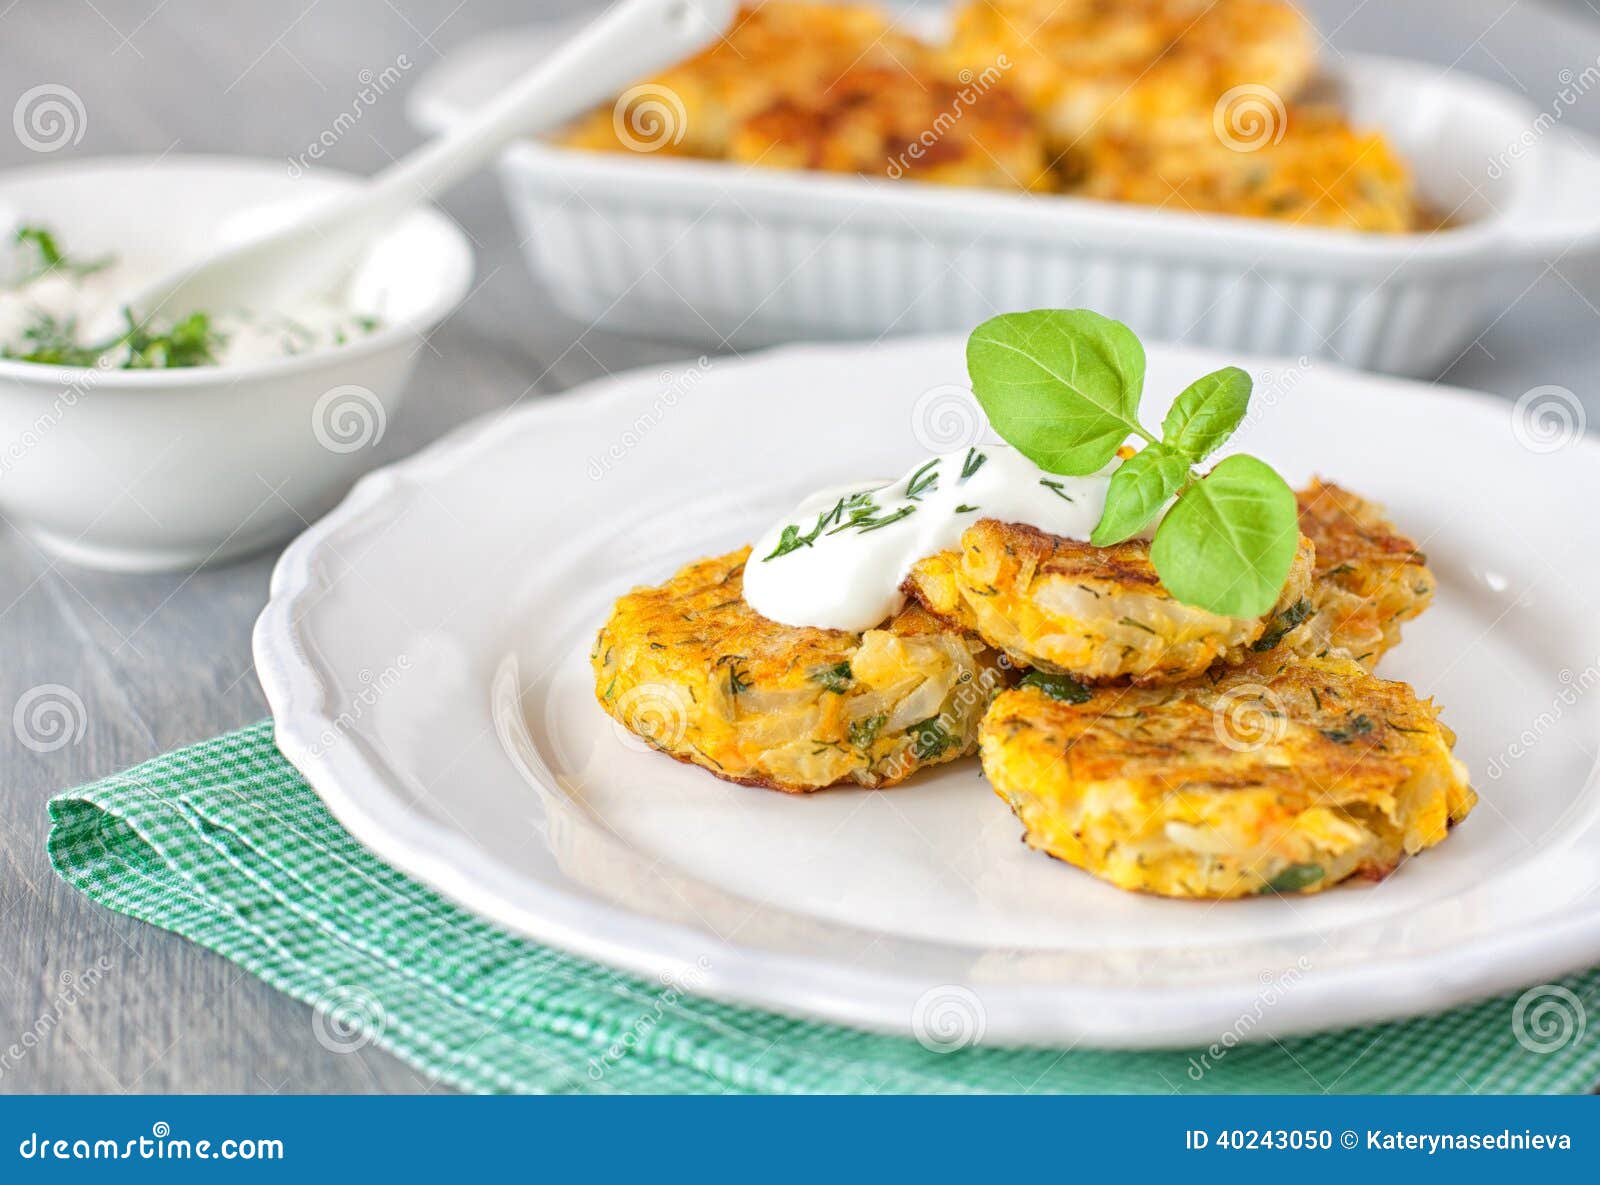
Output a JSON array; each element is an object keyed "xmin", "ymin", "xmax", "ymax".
[{"xmin": 411, "ymin": 21, "xmax": 1600, "ymax": 375}]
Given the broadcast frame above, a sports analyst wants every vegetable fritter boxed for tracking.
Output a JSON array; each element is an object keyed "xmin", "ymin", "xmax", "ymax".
[
  {"xmin": 948, "ymin": 0, "xmax": 1316, "ymax": 152},
  {"xmin": 902, "ymin": 519, "xmax": 1317, "ymax": 685},
  {"xmin": 1070, "ymin": 106, "xmax": 1419, "ymax": 233},
  {"xmin": 559, "ymin": 2, "xmax": 933, "ymax": 161},
  {"xmin": 980, "ymin": 653, "xmax": 1475, "ymax": 898},
  {"xmin": 1295, "ymin": 480, "xmax": 1434, "ymax": 668},
  {"xmin": 594, "ymin": 547, "xmax": 1008, "ymax": 792},
  {"xmin": 729, "ymin": 64, "xmax": 1051, "ymax": 191}
]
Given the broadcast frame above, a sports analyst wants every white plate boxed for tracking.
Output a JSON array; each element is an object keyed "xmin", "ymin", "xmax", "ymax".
[{"xmin": 254, "ymin": 335, "xmax": 1600, "ymax": 1047}]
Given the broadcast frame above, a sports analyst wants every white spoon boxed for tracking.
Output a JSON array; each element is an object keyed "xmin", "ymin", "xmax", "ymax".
[{"xmin": 90, "ymin": 0, "xmax": 734, "ymax": 340}]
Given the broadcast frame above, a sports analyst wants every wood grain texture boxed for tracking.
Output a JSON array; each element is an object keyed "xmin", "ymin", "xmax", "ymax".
[{"xmin": 0, "ymin": 0, "xmax": 1597, "ymax": 1093}]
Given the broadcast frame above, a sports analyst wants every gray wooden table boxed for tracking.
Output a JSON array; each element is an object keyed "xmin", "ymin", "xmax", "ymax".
[{"xmin": 1, "ymin": 0, "xmax": 1597, "ymax": 1094}]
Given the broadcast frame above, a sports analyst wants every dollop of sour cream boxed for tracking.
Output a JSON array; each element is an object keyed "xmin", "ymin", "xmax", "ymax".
[{"xmin": 744, "ymin": 444, "xmax": 1122, "ymax": 632}]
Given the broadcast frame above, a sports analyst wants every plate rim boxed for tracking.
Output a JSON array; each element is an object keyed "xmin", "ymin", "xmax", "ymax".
[{"xmin": 253, "ymin": 333, "xmax": 1600, "ymax": 1048}]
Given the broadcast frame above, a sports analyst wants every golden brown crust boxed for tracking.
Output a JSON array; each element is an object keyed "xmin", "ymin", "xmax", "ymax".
[
  {"xmin": 730, "ymin": 65, "xmax": 1050, "ymax": 191},
  {"xmin": 593, "ymin": 547, "xmax": 1008, "ymax": 791},
  {"xmin": 559, "ymin": 0, "xmax": 1423, "ymax": 230},
  {"xmin": 1295, "ymin": 479, "xmax": 1435, "ymax": 668},
  {"xmin": 560, "ymin": 3, "xmax": 942, "ymax": 162},
  {"xmin": 949, "ymin": 0, "xmax": 1316, "ymax": 150},
  {"xmin": 903, "ymin": 518, "xmax": 1316, "ymax": 685},
  {"xmin": 1069, "ymin": 106, "xmax": 1418, "ymax": 232},
  {"xmin": 980, "ymin": 652, "xmax": 1476, "ymax": 898}
]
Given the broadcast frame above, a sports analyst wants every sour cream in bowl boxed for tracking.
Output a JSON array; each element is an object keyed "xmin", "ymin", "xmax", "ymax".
[{"xmin": 0, "ymin": 155, "xmax": 473, "ymax": 570}]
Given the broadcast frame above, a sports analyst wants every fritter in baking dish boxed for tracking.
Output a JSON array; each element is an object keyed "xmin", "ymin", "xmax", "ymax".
[
  {"xmin": 729, "ymin": 63, "xmax": 1052, "ymax": 191},
  {"xmin": 593, "ymin": 547, "xmax": 1008, "ymax": 792},
  {"xmin": 947, "ymin": 0, "xmax": 1316, "ymax": 152},
  {"xmin": 902, "ymin": 518, "xmax": 1317, "ymax": 685},
  {"xmin": 979, "ymin": 652, "xmax": 1476, "ymax": 898},
  {"xmin": 559, "ymin": 2, "xmax": 937, "ymax": 161},
  {"xmin": 1067, "ymin": 105, "xmax": 1418, "ymax": 232}
]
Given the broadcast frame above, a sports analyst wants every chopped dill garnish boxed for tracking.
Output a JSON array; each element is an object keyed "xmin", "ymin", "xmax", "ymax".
[
  {"xmin": 810, "ymin": 661, "xmax": 852, "ymax": 694},
  {"xmin": 848, "ymin": 712, "xmax": 886, "ymax": 752},
  {"xmin": 909, "ymin": 717, "xmax": 956, "ymax": 760},
  {"xmin": 717, "ymin": 656, "xmax": 753, "ymax": 696},
  {"xmin": 905, "ymin": 459, "xmax": 939, "ymax": 500},
  {"xmin": 1321, "ymin": 713, "xmax": 1374, "ymax": 744},
  {"xmin": 1252, "ymin": 598, "xmax": 1312, "ymax": 652},
  {"xmin": 10, "ymin": 224, "xmax": 112, "ymax": 285}
]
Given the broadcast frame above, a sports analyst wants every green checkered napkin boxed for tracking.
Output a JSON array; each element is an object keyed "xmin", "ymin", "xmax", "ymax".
[{"xmin": 47, "ymin": 722, "xmax": 1600, "ymax": 1094}]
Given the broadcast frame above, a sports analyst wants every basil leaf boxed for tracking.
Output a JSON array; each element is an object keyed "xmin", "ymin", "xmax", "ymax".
[
  {"xmin": 1090, "ymin": 443, "xmax": 1190, "ymax": 546},
  {"xmin": 966, "ymin": 309, "xmax": 1147, "ymax": 475},
  {"xmin": 1149, "ymin": 454, "xmax": 1299, "ymax": 618},
  {"xmin": 1161, "ymin": 366, "xmax": 1252, "ymax": 461}
]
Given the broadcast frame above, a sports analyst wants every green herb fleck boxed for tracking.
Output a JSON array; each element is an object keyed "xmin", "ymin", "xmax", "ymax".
[
  {"xmin": 810, "ymin": 661, "xmax": 852, "ymax": 694},
  {"xmin": 848, "ymin": 712, "xmax": 886, "ymax": 752},
  {"xmin": 1019, "ymin": 671, "xmax": 1093, "ymax": 703},
  {"xmin": 1260, "ymin": 863, "xmax": 1325, "ymax": 893},
  {"xmin": 909, "ymin": 717, "xmax": 956, "ymax": 760},
  {"xmin": 905, "ymin": 459, "xmax": 939, "ymax": 500},
  {"xmin": 1252, "ymin": 598, "xmax": 1313, "ymax": 652},
  {"xmin": 1321, "ymin": 713, "xmax": 1375, "ymax": 744}
]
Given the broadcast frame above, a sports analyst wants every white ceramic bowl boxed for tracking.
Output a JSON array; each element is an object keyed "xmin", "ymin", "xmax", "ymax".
[
  {"xmin": 0, "ymin": 156, "xmax": 474, "ymax": 571},
  {"xmin": 411, "ymin": 25, "xmax": 1600, "ymax": 376}
]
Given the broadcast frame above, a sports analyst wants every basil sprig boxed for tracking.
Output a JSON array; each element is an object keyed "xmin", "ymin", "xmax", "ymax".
[{"xmin": 967, "ymin": 309, "xmax": 1298, "ymax": 618}]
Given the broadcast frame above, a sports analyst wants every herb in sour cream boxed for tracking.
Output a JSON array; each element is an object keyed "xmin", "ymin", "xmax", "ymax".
[{"xmin": 0, "ymin": 224, "xmax": 383, "ymax": 370}]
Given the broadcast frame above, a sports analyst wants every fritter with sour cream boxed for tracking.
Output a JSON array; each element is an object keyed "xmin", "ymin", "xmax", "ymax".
[
  {"xmin": 903, "ymin": 519, "xmax": 1317, "ymax": 685},
  {"xmin": 980, "ymin": 653, "xmax": 1476, "ymax": 898},
  {"xmin": 594, "ymin": 547, "xmax": 1008, "ymax": 792}
]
